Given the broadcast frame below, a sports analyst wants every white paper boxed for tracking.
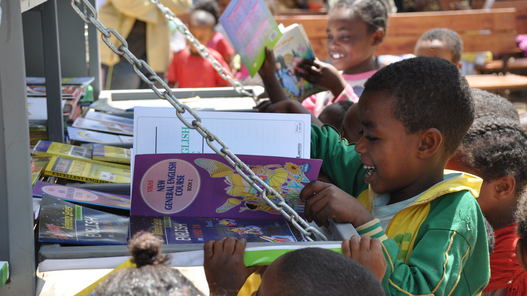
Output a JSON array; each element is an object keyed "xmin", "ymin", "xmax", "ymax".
[{"xmin": 133, "ymin": 107, "xmax": 311, "ymax": 158}]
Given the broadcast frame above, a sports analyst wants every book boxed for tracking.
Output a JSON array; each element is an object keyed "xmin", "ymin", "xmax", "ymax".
[
  {"xmin": 26, "ymin": 76, "xmax": 95, "ymax": 87},
  {"xmin": 65, "ymin": 102, "xmax": 83, "ymax": 124},
  {"xmin": 33, "ymin": 197, "xmax": 42, "ymax": 221},
  {"xmin": 93, "ymin": 144, "xmax": 131, "ymax": 164},
  {"xmin": 219, "ymin": 0, "xmax": 282, "ymax": 77},
  {"xmin": 33, "ymin": 181, "xmax": 131, "ymax": 210},
  {"xmin": 130, "ymin": 216, "xmax": 305, "ymax": 244},
  {"xmin": 131, "ymin": 153, "xmax": 321, "ymax": 219},
  {"xmin": 44, "ymin": 156, "xmax": 131, "ymax": 184},
  {"xmin": 67, "ymin": 127, "xmax": 133, "ymax": 144},
  {"xmin": 73, "ymin": 117, "xmax": 133, "ymax": 136},
  {"xmin": 273, "ymin": 24, "xmax": 323, "ymax": 102},
  {"xmin": 0, "ymin": 261, "xmax": 8, "ymax": 290},
  {"xmin": 38, "ymin": 194, "xmax": 129, "ymax": 245},
  {"xmin": 31, "ymin": 156, "xmax": 52, "ymax": 185},
  {"xmin": 84, "ymin": 110, "xmax": 134, "ymax": 126},
  {"xmin": 134, "ymin": 107, "xmax": 311, "ymax": 158},
  {"xmin": 28, "ymin": 97, "xmax": 66, "ymax": 123},
  {"xmin": 27, "ymin": 85, "xmax": 83, "ymax": 100},
  {"xmin": 33, "ymin": 141, "xmax": 130, "ymax": 170}
]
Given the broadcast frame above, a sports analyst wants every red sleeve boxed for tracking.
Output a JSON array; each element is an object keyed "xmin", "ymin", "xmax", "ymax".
[
  {"xmin": 213, "ymin": 52, "xmax": 232, "ymax": 87},
  {"xmin": 166, "ymin": 52, "xmax": 179, "ymax": 83},
  {"xmin": 217, "ymin": 37, "xmax": 235, "ymax": 58}
]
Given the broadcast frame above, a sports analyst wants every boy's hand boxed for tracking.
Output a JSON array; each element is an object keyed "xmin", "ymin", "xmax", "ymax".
[
  {"xmin": 258, "ymin": 47, "xmax": 277, "ymax": 80},
  {"xmin": 300, "ymin": 181, "xmax": 374, "ymax": 227},
  {"xmin": 257, "ymin": 99, "xmax": 308, "ymax": 114},
  {"xmin": 342, "ymin": 236, "xmax": 387, "ymax": 282},
  {"xmin": 204, "ymin": 237, "xmax": 259, "ymax": 296},
  {"xmin": 297, "ymin": 59, "xmax": 348, "ymax": 98}
]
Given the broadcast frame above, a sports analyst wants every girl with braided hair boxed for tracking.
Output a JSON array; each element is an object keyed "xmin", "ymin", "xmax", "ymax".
[{"xmin": 446, "ymin": 114, "xmax": 527, "ymax": 296}]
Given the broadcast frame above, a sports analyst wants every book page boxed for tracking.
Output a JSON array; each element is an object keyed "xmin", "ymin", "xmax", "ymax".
[
  {"xmin": 133, "ymin": 107, "xmax": 310, "ymax": 158},
  {"xmin": 220, "ymin": 0, "xmax": 281, "ymax": 77}
]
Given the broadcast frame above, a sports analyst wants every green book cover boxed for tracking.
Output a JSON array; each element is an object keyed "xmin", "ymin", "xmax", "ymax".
[{"xmin": 0, "ymin": 261, "xmax": 8, "ymax": 290}]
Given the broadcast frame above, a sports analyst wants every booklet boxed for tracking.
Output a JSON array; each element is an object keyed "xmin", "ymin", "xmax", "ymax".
[
  {"xmin": 33, "ymin": 181, "xmax": 131, "ymax": 210},
  {"xmin": 67, "ymin": 127, "xmax": 133, "ymax": 144},
  {"xmin": 38, "ymin": 194, "xmax": 129, "ymax": 245},
  {"xmin": 219, "ymin": 0, "xmax": 282, "ymax": 77},
  {"xmin": 134, "ymin": 107, "xmax": 310, "ymax": 158},
  {"xmin": 73, "ymin": 117, "xmax": 133, "ymax": 136},
  {"xmin": 84, "ymin": 110, "xmax": 134, "ymax": 126}
]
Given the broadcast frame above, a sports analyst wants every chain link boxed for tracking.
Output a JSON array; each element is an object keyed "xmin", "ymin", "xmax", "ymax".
[{"xmin": 70, "ymin": 0, "xmax": 327, "ymax": 241}]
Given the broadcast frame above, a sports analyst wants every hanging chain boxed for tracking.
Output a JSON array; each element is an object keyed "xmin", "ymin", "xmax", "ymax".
[{"xmin": 70, "ymin": 0, "xmax": 326, "ymax": 241}]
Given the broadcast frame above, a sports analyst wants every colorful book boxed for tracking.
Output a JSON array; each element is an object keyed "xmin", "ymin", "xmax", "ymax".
[
  {"xmin": 0, "ymin": 261, "xmax": 8, "ymax": 290},
  {"xmin": 67, "ymin": 127, "xmax": 133, "ymax": 144},
  {"xmin": 28, "ymin": 97, "xmax": 66, "ymax": 122},
  {"xmin": 33, "ymin": 181, "xmax": 131, "ymax": 210},
  {"xmin": 73, "ymin": 117, "xmax": 133, "ymax": 136},
  {"xmin": 44, "ymin": 156, "xmax": 131, "ymax": 184},
  {"xmin": 273, "ymin": 24, "xmax": 323, "ymax": 102},
  {"xmin": 131, "ymin": 153, "xmax": 321, "ymax": 219},
  {"xmin": 92, "ymin": 144, "xmax": 131, "ymax": 164},
  {"xmin": 84, "ymin": 111, "xmax": 134, "ymax": 126},
  {"xmin": 131, "ymin": 216, "xmax": 305, "ymax": 244},
  {"xmin": 219, "ymin": 0, "xmax": 282, "ymax": 77},
  {"xmin": 26, "ymin": 76, "xmax": 95, "ymax": 87},
  {"xmin": 38, "ymin": 194, "xmax": 129, "ymax": 245},
  {"xmin": 33, "ymin": 141, "xmax": 130, "ymax": 170}
]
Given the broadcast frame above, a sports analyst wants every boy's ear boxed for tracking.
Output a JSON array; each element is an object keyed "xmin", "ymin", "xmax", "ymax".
[
  {"xmin": 371, "ymin": 29, "xmax": 385, "ymax": 47},
  {"xmin": 516, "ymin": 239, "xmax": 527, "ymax": 271},
  {"xmin": 494, "ymin": 175, "xmax": 516, "ymax": 200},
  {"xmin": 416, "ymin": 128, "xmax": 442, "ymax": 159}
]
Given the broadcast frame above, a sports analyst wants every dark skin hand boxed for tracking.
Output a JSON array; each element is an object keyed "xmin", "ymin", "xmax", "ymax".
[
  {"xmin": 342, "ymin": 236, "xmax": 387, "ymax": 282},
  {"xmin": 257, "ymin": 47, "xmax": 290, "ymax": 104},
  {"xmin": 296, "ymin": 59, "xmax": 348, "ymax": 98},
  {"xmin": 299, "ymin": 181, "xmax": 374, "ymax": 228},
  {"xmin": 256, "ymin": 99, "xmax": 323, "ymax": 127},
  {"xmin": 204, "ymin": 237, "xmax": 259, "ymax": 296}
]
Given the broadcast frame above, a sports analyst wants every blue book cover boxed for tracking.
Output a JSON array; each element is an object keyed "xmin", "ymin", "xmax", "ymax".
[
  {"xmin": 130, "ymin": 216, "xmax": 305, "ymax": 244},
  {"xmin": 38, "ymin": 194, "xmax": 129, "ymax": 245}
]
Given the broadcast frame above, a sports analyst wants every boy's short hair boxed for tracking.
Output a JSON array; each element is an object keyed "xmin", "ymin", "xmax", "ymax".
[
  {"xmin": 363, "ymin": 56, "xmax": 474, "ymax": 156},
  {"xmin": 330, "ymin": 0, "xmax": 388, "ymax": 34},
  {"xmin": 192, "ymin": 0, "xmax": 220, "ymax": 25},
  {"xmin": 471, "ymin": 88, "xmax": 520, "ymax": 122},
  {"xmin": 455, "ymin": 114, "xmax": 527, "ymax": 195},
  {"xmin": 319, "ymin": 101, "xmax": 354, "ymax": 129},
  {"xmin": 415, "ymin": 28, "xmax": 463, "ymax": 64},
  {"xmin": 276, "ymin": 248, "xmax": 384, "ymax": 296}
]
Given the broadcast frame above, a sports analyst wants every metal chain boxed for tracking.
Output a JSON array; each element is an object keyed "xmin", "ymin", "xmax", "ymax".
[{"xmin": 70, "ymin": 0, "xmax": 326, "ymax": 241}]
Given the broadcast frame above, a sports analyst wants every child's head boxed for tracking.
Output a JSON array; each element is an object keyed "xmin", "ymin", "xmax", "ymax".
[
  {"xmin": 516, "ymin": 196, "xmax": 527, "ymax": 271},
  {"xmin": 318, "ymin": 101, "xmax": 354, "ymax": 131},
  {"xmin": 188, "ymin": 1, "xmax": 219, "ymax": 54},
  {"xmin": 327, "ymin": 0, "xmax": 387, "ymax": 74},
  {"xmin": 216, "ymin": 0, "xmax": 231, "ymax": 16},
  {"xmin": 414, "ymin": 28, "xmax": 463, "ymax": 66},
  {"xmin": 254, "ymin": 248, "xmax": 384, "ymax": 296},
  {"xmin": 92, "ymin": 232, "xmax": 203, "ymax": 295},
  {"xmin": 354, "ymin": 57, "xmax": 474, "ymax": 198},
  {"xmin": 446, "ymin": 115, "xmax": 527, "ymax": 216},
  {"xmin": 471, "ymin": 88, "xmax": 520, "ymax": 122},
  {"xmin": 340, "ymin": 103, "xmax": 362, "ymax": 143}
]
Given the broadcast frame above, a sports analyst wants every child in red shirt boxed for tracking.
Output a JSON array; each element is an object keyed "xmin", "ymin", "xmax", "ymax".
[{"xmin": 166, "ymin": 9, "xmax": 232, "ymax": 88}]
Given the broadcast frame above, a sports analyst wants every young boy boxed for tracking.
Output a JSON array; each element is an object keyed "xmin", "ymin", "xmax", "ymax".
[
  {"xmin": 267, "ymin": 57, "xmax": 489, "ymax": 295},
  {"xmin": 166, "ymin": 8, "xmax": 231, "ymax": 88},
  {"xmin": 414, "ymin": 28, "xmax": 463, "ymax": 67},
  {"xmin": 203, "ymin": 237, "xmax": 385, "ymax": 296}
]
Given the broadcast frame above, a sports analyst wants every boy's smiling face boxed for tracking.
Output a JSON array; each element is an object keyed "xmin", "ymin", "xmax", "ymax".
[
  {"xmin": 354, "ymin": 91, "xmax": 425, "ymax": 201},
  {"xmin": 326, "ymin": 8, "xmax": 380, "ymax": 74}
]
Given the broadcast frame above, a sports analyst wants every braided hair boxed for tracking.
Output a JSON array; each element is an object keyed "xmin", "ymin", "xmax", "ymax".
[
  {"xmin": 455, "ymin": 114, "xmax": 527, "ymax": 196},
  {"xmin": 330, "ymin": 0, "xmax": 388, "ymax": 34},
  {"xmin": 92, "ymin": 232, "xmax": 204, "ymax": 296}
]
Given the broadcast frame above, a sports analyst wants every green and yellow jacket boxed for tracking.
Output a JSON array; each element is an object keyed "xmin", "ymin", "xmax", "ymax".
[{"xmin": 311, "ymin": 124, "xmax": 490, "ymax": 296}]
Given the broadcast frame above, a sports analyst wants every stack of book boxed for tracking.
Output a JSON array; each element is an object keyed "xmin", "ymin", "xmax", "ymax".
[{"xmin": 68, "ymin": 110, "xmax": 133, "ymax": 145}]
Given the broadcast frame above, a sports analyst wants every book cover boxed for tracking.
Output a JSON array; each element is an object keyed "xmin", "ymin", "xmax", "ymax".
[
  {"xmin": 273, "ymin": 24, "xmax": 323, "ymax": 102},
  {"xmin": 27, "ymin": 97, "xmax": 65, "ymax": 122},
  {"xmin": 33, "ymin": 181, "xmax": 131, "ymax": 210},
  {"xmin": 130, "ymin": 216, "xmax": 305, "ymax": 244},
  {"xmin": 38, "ymin": 194, "xmax": 129, "ymax": 245},
  {"xmin": 33, "ymin": 141, "xmax": 130, "ymax": 169},
  {"xmin": 0, "ymin": 261, "xmax": 8, "ymax": 290},
  {"xmin": 26, "ymin": 76, "xmax": 95, "ymax": 87},
  {"xmin": 93, "ymin": 144, "xmax": 131, "ymax": 164},
  {"xmin": 131, "ymin": 153, "xmax": 321, "ymax": 219},
  {"xmin": 44, "ymin": 156, "xmax": 131, "ymax": 184},
  {"xmin": 67, "ymin": 127, "xmax": 130, "ymax": 144},
  {"xmin": 73, "ymin": 118, "xmax": 133, "ymax": 136},
  {"xmin": 84, "ymin": 111, "xmax": 134, "ymax": 126},
  {"xmin": 219, "ymin": 0, "xmax": 282, "ymax": 77}
]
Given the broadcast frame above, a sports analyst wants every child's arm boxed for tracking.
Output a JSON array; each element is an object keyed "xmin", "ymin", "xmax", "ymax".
[
  {"xmin": 258, "ymin": 47, "xmax": 291, "ymax": 104},
  {"xmin": 203, "ymin": 237, "xmax": 259, "ymax": 296},
  {"xmin": 297, "ymin": 59, "xmax": 349, "ymax": 98},
  {"xmin": 342, "ymin": 236, "xmax": 387, "ymax": 283},
  {"xmin": 258, "ymin": 99, "xmax": 323, "ymax": 127}
]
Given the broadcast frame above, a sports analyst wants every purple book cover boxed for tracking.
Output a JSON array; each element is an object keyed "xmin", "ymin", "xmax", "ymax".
[
  {"xmin": 131, "ymin": 154, "xmax": 322, "ymax": 219},
  {"xmin": 33, "ymin": 181, "xmax": 130, "ymax": 210}
]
